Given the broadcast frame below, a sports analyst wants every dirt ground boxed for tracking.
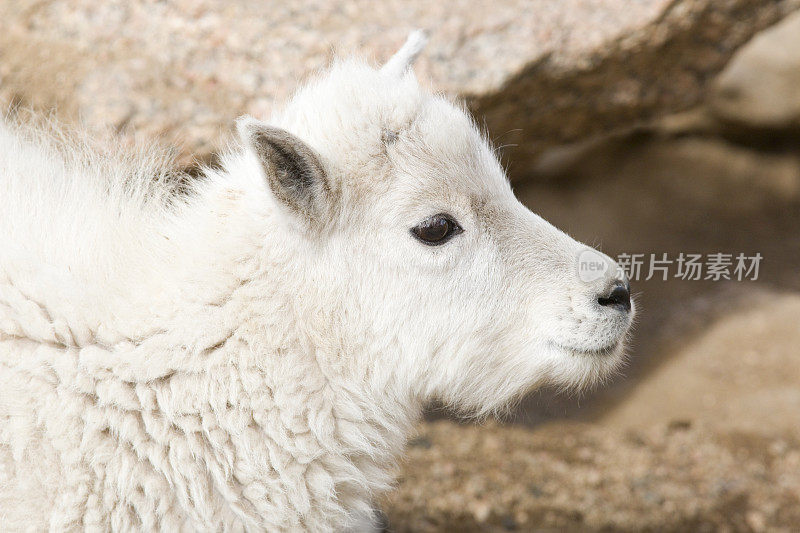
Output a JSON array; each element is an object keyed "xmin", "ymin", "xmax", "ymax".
[{"xmin": 383, "ymin": 420, "xmax": 800, "ymax": 532}]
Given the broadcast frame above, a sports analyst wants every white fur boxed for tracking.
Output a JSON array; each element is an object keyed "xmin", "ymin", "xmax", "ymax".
[{"xmin": 0, "ymin": 34, "xmax": 633, "ymax": 531}]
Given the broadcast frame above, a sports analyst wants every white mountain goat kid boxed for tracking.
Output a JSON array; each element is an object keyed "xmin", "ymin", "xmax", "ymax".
[{"xmin": 0, "ymin": 32, "xmax": 633, "ymax": 531}]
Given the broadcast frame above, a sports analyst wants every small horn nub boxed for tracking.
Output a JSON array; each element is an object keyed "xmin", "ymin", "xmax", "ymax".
[{"xmin": 381, "ymin": 29, "xmax": 428, "ymax": 77}]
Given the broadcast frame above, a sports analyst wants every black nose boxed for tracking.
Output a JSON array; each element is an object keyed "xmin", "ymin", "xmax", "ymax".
[{"xmin": 598, "ymin": 281, "xmax": 631, "ymax": 313}]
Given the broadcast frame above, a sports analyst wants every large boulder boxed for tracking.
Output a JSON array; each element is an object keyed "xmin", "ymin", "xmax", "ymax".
[
  {"xmin": 0, "ymin": 0, "xmax": 797, "ymax": 173},
  {"xmin": 710, "ymin": 10, "xmax": 800, "ymax": 132}
]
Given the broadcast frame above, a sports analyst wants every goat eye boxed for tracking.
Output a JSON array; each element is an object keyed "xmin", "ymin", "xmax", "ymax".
[{"xmin": 411, "ymin": 214, "xmax": 463, "ymax": 246}]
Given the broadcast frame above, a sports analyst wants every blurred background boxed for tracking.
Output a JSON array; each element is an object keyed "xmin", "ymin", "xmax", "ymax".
[{"xmin": 2, "ymin": 1, "xmax": 799, "ymax": 530}]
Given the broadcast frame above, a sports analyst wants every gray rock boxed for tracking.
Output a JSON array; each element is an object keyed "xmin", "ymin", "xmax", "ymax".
[
  {"xmin": 0, "ymin": 0, "xmax": 797, "ymax": 176},
  {"xmin": 479, "ymin": 0, "xmax": 800, "ymax": 178}
]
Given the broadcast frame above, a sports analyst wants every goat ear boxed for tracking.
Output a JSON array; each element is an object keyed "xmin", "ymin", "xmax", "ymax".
[
  {"xmin": 381, "ymin": 29, "xmax": 428, "ymax": 77},
  {"xmin": 237, "ymin": 116, "xmax": 331, "ymax": 226}
]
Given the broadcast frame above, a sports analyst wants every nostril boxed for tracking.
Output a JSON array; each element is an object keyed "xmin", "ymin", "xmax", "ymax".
[{"xmin": 597, "ymin": 281, "xmax": 631, "ymax": 313}]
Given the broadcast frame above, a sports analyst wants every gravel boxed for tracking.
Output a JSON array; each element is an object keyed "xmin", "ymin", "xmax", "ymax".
[{"xmin": 384, "ymin": 420, "xmax": 800, "ymax": 532}]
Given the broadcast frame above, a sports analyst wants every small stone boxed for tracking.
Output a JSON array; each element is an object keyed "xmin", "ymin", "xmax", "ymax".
[
  {"xmin": 746, "ymin": 510, "xmax": 767, "ymax": 532},
  {"xmin": 667, "ymin": 419, "xmax": 693, "ymax": 432},
  {"xmin": 469, "ymin": 500, "xmax": 491, "ymax": 523},
  {"xmin": 408, "ymin": 436, "xmax": 432, "ymax": 449},
  {"xmin": 501, "ymin": 514, "xmax": 517, "ymax": 530}
]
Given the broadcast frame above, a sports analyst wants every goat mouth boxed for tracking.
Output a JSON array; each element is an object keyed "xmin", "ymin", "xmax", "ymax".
[{"xmin": 555, "ymin": 340, "xmax": 621, "ymax": 357}]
